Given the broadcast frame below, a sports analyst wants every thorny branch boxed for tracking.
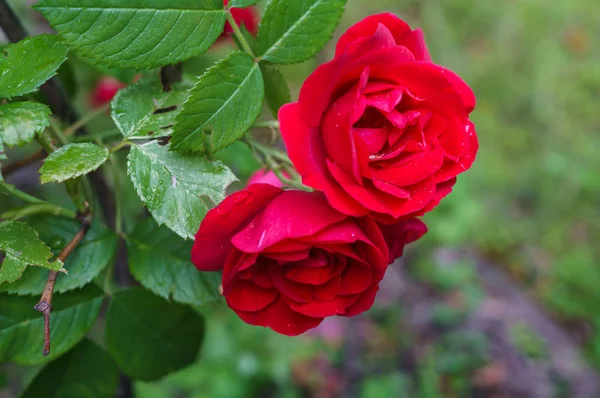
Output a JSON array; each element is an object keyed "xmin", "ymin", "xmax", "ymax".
[{"xmin": 33, "ymin": 210, "xmax": 92, "ymax": 356}]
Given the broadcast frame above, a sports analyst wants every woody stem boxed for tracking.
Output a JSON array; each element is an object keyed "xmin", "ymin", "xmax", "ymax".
[{"xmin": 33, "ymin": 210, "xmax": 92, "ymax": 356}]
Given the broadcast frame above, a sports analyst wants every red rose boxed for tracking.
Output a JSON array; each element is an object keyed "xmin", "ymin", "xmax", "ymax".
[
  {"xmin": 279, "ymin": 13, "xmax": 478, "ymax": 223},
  {"xmin": 191, "ymin": 184, "xmax": 426, "ymax": 335},
  {"xmin": 221, "ymin": 0, "xmax": 259, "ymax": 40},
  {"xmin": 90, "ymin": 76, "xmax": 126, "ymax": 108}
]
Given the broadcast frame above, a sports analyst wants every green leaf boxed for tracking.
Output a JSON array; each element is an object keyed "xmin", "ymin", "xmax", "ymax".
[
  {"xmin": 171, "ymin": 52, "xmax": 264, "ymax": 154},
  {"xmin": 0, "ymin": 257, "xmax": 28, "ymax": 285},
  {"xmin": 260, "ymin": 63, "xmax": 291, "ymax": 117},
  {"xmin": 21, "ymin": 339, "xmax": 119, "ymax": 398},
  {"xmin": 0, "ymin": 216, "xmax": 118, "ymax": 295},
  {"xmin": 257, "ymin": 0, "xmax": 346, "ymax": 64},
  {"xmin": 0, "ymin": 221, "xmax": 64, "ymax": 285},
  {"xmin": 127, "ymin": 141, "xmax": 237, "ymax": 239},
  {"xmin": 35, "ymin": 0, "xmax": 227, "ymax": 70},
  {"xmin": 229, "ymin": 0, "xmax": 260, "ymax": 7},
  {"xmin": 39, "ymin": 143, "xmax": 109, "ymax": 184},
  {"xmin": 105, "ymin": 288, "xmax": 205, "ymax": 381},
  {"xmin": 127, "ymin": 218, "xmax": 221, "ymax": 307},
  {"xmin": 0, "ymin": 35, "xmax": 68, "ymax": 98},
  {"xmin": 0, "ymin": 285, "xmax": 104, "ymax": 364},
  {"xmin": 0, "ymin": 102, "xmax": 51, "ymax": 147},
  {"xmin": 111, "ymin": 77, "xmax": 189, "ymax": 139}
]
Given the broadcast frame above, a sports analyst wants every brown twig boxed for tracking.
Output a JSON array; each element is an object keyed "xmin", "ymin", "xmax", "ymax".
[{"xmin": 33, "ymin": 210, "xmax": 92, "ymax": 356}]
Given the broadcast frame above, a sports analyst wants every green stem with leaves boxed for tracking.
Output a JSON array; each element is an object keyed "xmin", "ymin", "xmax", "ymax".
[{"xmin": 225, "ymin": 10, "xmax": 255, "ymax": 57}]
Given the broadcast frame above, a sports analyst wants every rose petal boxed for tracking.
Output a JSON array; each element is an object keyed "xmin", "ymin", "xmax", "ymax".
[
  {"xmin": 373, "ymin": 145, "xmax": 445, "ymax": 187},
  {"xmin": 247, "ymin": 168, "xmax": 284, "ymax": 187},
  {"xmin": 263, "ymin": 249, "xmax": 311, "ymax": 262},
  {"xmin": 224, "ymin": 279, "xmax": 278, "ymax": 312},
  {"xmin": 327, "ymin": 160, "xmax": 432, "ymax": 218},
  {"xmin": 269, "ymin": 263, "xmax": 313, "ymax": 303},
  {"xmin": 280, "ymin": 103, "xmax": 369, "ymax": 217},
  {"xmin": 286, "ymin": 264, "xmax": 334, "ymax": 285},
  {"xmin": 439, "ymin": 67, "xmax": 476, "ymax": 113},
  {"xmin": 314, "ymin": 276, "xmax": 342, "ymax": 302},
  {"xmin": 355, "ymin": 217, "xmax": 390, "ymax": 267},
  {"xmin": 321, "ymin": 68, "xmax": 369, "ymax": 183},
  {"xmin": 415, "ymin": 178, "xmax": 456, "ymax": 216},
  {"xmin": 353, "ymin": 127, "xmax": 388, "ymax": 154},
  {"xmin": 379, "ymin": 62, "xmax": 467, "ymax": 121},
  {"xmin": 232, "ymin": 190, "xmax": 347, "ymax": 252},
  {"xmin": 339, "ymin": 262, "xmax": 374, "ymax": 295},
  {"xmin": 297, "ymin": 42, "xmax": 415, "ymax": 129},
  {"xmin": 373, "ymin": 178, "xmax": 411, "ymax": 199},
  {"xmin": 335, "ymin": 13, "xmax": 431, "ymax": 62},
  {"xmin": 235, "ymin": 297, "xmax": 323, "ymax": 336},
  {"xmin": 435, "ymin": 122, "xmax": 478, "ymax": 183},
  {"xmin": 223, "ymin": 251, "xmax": 258, "ymax": 287},
  {"xmin": 287, "ymin": 295, "xmax": 358, "ymax": 318},
  {"xmin": 253, "ymin": 268, "xmax": 274, "ymax": 289},
  {"xmin": 263, "ymin": 240, "xmax": 313, "ymax": 253},
  {"xmin": 301, "ymin": 219, "xmax": 373, "ymax": 246},
  {"xmin": 365, "ymin": 88, "xmax": 403, "ymax": 113},
  {"xmin": 295, "ymin": 257, "xmax": 329, "ymax": 268},
  {"xmin": 192, "ymin": 184, "xmax": 282, "ymax": 271},
  {"xmin": 378, "ymin": 218, "xmax": 428, "ymax": 262},
  {"xmin": 343, "ymin": 285, "xmax": 379, "ymax": 317}
]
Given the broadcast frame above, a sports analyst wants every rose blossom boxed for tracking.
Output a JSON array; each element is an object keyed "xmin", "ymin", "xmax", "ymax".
[
  {"xmin": 279, "ymin": 13, "xmax": 478, "ymax": 223},
  {"xmin": 191, "ymin": 184, "xmax": 426, "ymax": 335}
]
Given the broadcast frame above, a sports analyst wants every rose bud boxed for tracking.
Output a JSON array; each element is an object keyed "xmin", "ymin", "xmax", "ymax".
[{"xmin": 90, "ymin": 76, "xmax": 126, "ymax": 108}]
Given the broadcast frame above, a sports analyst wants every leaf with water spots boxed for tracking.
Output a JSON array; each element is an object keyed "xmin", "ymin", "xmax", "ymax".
[
  {"xmin": 111, "ymin": 77, "xmax": 189, "ymax": 139},
  {"xmin": 39, "ymin": 143, "xmax": 109, "ymax": 184},
  {"xmin": 0, "ymin": 216, "xmax": 118, "ymax": 295},
  {"xmin": 127, "ymin": 141, "xmax": 237, "ymax": 239},
  {"xmin": 0, "ymin": 102, "xmax": 51, "ymax": 148},
  {"xmin": 0, "ymin": 35, "xmax": 68, "ymax": 99},
  {"xmin": 0, "ymin": 221, "xmax": 64, "ymax": 285}
]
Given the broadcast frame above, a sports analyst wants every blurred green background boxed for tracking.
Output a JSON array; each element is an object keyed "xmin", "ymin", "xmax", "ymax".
[{"xmin": 2, "ymin": 0, "xmax": 600, "ymax": 397}]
